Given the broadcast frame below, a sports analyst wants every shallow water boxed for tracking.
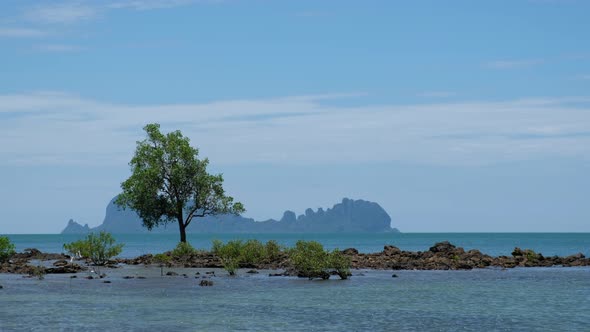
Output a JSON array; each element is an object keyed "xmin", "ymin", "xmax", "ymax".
[
  {"xmin": 1, "ymin": 267, "xmax": 589, "ymax": 331},
  {"xmin": 6, "ymin": 233, "xmax": 590, "ymax": 258}
]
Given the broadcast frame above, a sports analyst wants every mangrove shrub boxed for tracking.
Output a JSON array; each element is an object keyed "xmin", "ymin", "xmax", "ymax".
[
  {"xmin": 63, "ymin": 232, "xmax": 124, "ymax": 266},
  {"xmin": 0, "ymin": 236, "xmax": 15, "ymax": 262},
  {"xmin": 289, "ymin": 240, "xmax": 351, "ymax": 280}
]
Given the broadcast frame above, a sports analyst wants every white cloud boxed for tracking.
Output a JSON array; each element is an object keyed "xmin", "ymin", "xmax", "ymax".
[
  {"xmin": 0, "ymin": 27, "xmax": 47, "ymax": 38},
  {"xmin": 107, "ymin": 0, "xmax": 201, "ymax": 10},
  {"xmin": 33, "ymin": 43, "xmax": 84, "ymax": 52},
  {"xmin": 416, "ymin": 91, "xmax": 456, "ymax": 98},
  {"xmin": 1, "ymin": 92, "xmax": 589, "ymax": 167},
  {"xmin": 25, "ymin": 2, "xmax": 99, "ymax": 24},
  {"xmin": 486, "ymin": 59, "xmax": 544, "ymax": 69},
  {"xmin": 22, "ymin": 0, "xmax": 209, "ymax": 25}
]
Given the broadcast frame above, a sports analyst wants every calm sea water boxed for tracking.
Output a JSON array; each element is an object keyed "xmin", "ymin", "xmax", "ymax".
[
  {"xmin": 2, "ymin": 233, "xmax": 589, "ymax": 331},
  {"xmin": 0, "ymin": 266, "xmax": 589, "ymax": 331},
  {"xmin": 4, "ymin": 233, "xmax": 590, "ymax": 258}
]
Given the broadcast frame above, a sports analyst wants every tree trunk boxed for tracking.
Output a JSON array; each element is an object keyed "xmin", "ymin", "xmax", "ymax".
[{"xmin": 178, "ymin": 217, "xmax": 187, "ymax": 243}]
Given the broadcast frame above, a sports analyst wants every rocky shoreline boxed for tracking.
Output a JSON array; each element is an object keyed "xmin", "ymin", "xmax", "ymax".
[{"xmin": 1, "ymin": 242, "xmax": 588, "ymax": 276}]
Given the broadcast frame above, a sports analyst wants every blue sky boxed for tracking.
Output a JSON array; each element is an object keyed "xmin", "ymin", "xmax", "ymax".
[{"xmin": 1, "ymin": 0, "xmax": 589, "ymax": 233}]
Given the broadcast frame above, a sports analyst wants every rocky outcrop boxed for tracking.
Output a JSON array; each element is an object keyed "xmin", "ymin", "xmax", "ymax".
[
  {"xmin": 3, "ymin": 243, "xmax": 587, "ymax": 275},
  {"xmin": 0, "ymin": 249, "xmax": 85, "ymax": 275},
  {"xmin": 62, "ymin": 197, "xmax": 399, "ymax": 234},
  {"xmin": 118, "ymin": 242, "xmax": 590, "ymax": 271},
  {"xmin": 346, "ymin": 242, "xmax": 589, "ymax": 270}
]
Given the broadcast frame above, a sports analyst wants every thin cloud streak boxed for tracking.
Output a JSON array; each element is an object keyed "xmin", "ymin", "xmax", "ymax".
[
  {"xmin": 22, "ymin": 0, "xmax": 212, "ymax": 25},
  {"xmin": 24, "ymin": 2, "xmax": 99, "ymax": 24},
  {"xmin": 1, "ymin": 92, "xmax": 589, "ymax": 167},
  {"xmin": 0, "ymin": 27, "xmax": 47, "ymax": 37},
  {"xmin": 486, "ymin": 59, "xmax": 544, "ymax": 69}
]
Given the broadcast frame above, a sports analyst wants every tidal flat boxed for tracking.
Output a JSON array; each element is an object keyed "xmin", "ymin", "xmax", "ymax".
[{"xmin": 1, "ymin": 265, "xmax": 589, "ymax": 331}]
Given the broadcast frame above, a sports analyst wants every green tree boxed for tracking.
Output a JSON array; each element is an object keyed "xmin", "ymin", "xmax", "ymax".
[
  {"xmin": 116, "ymin": 123, "xmax": 244, "ymax": 243},
  {"xmin": 0, "ymin": 236, "xmax": 16, "ymax": 262}
]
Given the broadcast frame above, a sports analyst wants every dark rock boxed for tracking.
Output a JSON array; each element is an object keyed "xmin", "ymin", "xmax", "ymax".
[
  {"xmin": 392, "ymin": 274, "xmax": 398, "ymax": 278},
  {"xmin": 166, "ymin": 271, "xmax": 179, "ymax": 276},
  {"xmin": 103, "ymin": 281, "xmax": 111, "ymax": 284},
  {"xmin": 137, "ymin": 276, "xmax": 146, "ymax": 279},
  {"xmin": 45, "ymin": 264, "xmax": 85, "ymax": 274},
  {"xmin": 205, "ymin": 271, "xmax": 215, "ymax": 275},
  {"xmin": 199, "ymin": 280, "xmax": 214, "ymax": 286},
  {"xmin": 383, "ymin": 245, "xmax": 401, "ymax": 255},
  {"xmin": 246, "ymin": 269, "xmax": 259, "ymax": 274},
  {"xmin": 343, "ymin": 248, "xmax": 359, "ymax": 255},
  {"xmin": 195, "ymin": 272, "xmax": 200, "ymax": 275},
  {"xmin": 123, "ymin": 276, "xmax": 135, "ymax": 279},
  {"xmin": 85, "ymin": 276, "xmax": 94, "ymax": 280},
  {"xmin": 53, "ymin": 260, "xmax": 69, "ymax": 267},
  {"xmin": 70, "ymin": 275, "xmax": 77, "ymax": 278},
  {"xmin": 0, "ymin": 285, "xmax": 3, "ymax": 289},
  {"xmin": 429, "ymin": 241, "xmax": 456, "ymax": 253}
]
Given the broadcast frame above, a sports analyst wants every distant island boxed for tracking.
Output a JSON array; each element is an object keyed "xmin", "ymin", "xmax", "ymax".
[{"xmin": 62, "ymin": 197, "xmax": 399, "ymax": 234}]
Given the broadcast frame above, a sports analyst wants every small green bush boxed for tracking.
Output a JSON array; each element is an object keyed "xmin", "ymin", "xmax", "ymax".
[
  {"xmin": 329, "ymin": 249, "xmax": 351, "ymax": 280},
  {"xmin": 216, "ymin": 240, "xmax": 244, "ymax": 275},
  {"xmin": 212, "ymin": 239, "xmax": 287, "ymax": 275},
  {"xmin": 289, "ymin": 240, "xmax": 330, "ymax": 280},
  {"xmin": 211, "ymin": 239, "xmax": 223, "ymax": 255},
  {"xmin": 153, "ymin": 253, "xmax": 172, "ymax": 265},
  {"xmin": 171, "ymin": 242, "xmax": 197, "ymax": 258},
  {"xmin": 0, "ymin": 236, "xmax": 16, "ymax": 262},
  {"xmin": 241, "ymin": 240, "xmax": 265, "ymax": 265},
  {"xmin": 63, "ymin": 232, "xmax": 124, "ymax": 266},
  {"xmin": 265, "ymin": 240, "xmax": 282, "ymax": 261},
  {"xmin": 288, "ymin": 241, "xmax": 351, "ymax": 280}
]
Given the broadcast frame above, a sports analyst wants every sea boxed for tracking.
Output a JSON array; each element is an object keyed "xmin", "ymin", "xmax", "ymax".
[{"xmin": 1, "ymin": 233, "xmax": 589, "ymax": 331}]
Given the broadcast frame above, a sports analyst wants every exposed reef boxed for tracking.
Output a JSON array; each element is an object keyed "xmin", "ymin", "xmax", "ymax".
[{"xmin": 3, "ymin": 242, "xmax": 588, "ymax": 276}]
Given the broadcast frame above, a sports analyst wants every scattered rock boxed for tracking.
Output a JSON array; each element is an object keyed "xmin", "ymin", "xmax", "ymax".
[
  {"xmin": 429, "ymin": 241, "xmax": 456, "ymax": 253},
  {"xmin": 383, "ymin": 245, "xmax": 401, "ymax": 255},
  {"xmin": 195, "ymin": 272, "xmax": 200, "ymax": 275},
  {"xmin": 199, "ymin": 280, "xmax": 214, "ymax": 286},
  {"xmin": 70, "ymin": 275, "xmax": 77, "ymax": 279},
  {"xmin": 205, "ymin": 271, "xmax": 215, "ymax": 275},
  {"xmin": 53, "ymin": 260, "xmax": 69, "ymax": 267},
  {"xmin": 85, "ymin": 276, "xmax": 94, "ymax": 280},
  {"xmin": 246, "ymin": 269, "xmax": 259, "ymax": 274},
  {"xmin": 137, "ymin": 276, "xmax": 146, "ymax": 279},
  {"xmin": 45, "ymin": 264, "xmax": 85, "ymax": 274},
  {"xmin": 103, "ymin": 281, "xmax": 111, "ymax": 284},
  {"xmin": 392, "ymin": 274, "xmax": 398, "ymax": 278},
  {"xmin": 343, "ymin": 248, "xmax": 359, "ymax": 255},
  {"xmin": 166, "ymin": 271, "xmax": 178, "ymax": 276},
  {"xmin": 123, "ymin": 276, "xmax": 135, "ymax": 279}
]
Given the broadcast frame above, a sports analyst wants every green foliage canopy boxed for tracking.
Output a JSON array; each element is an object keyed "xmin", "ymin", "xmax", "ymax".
[
  {"xmin": 63, "ymin": 232, "xmax": 124, "ymax": 266},
  {"xmin": 289, "ymin": 240, "xmax": 351, "ymax": 280},
  {"xmin": 116, "ymin": 123, "xmax": 245, "ymax": 243},
  {"xmin": 0, "ymin": 236, "xmax": 16, "ymax": 262}
]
